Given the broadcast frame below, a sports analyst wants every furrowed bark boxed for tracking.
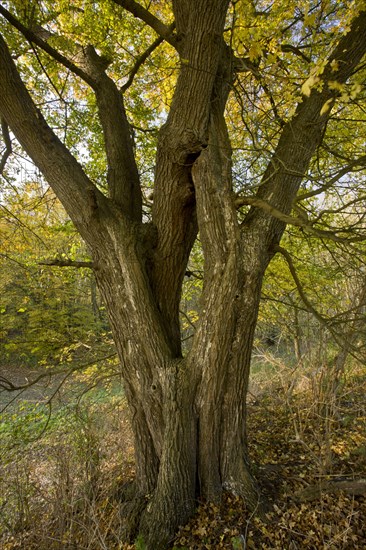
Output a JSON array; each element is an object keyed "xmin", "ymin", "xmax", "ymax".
[
  {"xmin": 151, "ymin": 0, "xmax": 230, "ymax": 353},
  {"xmin": 190, "ymin": 45, "xmax": 239, "ymax": 499},
  {"xmin": 90, "ymin": 217, "xmax": 173, "ymax": 430},
  {"xmin": 0, "ymin": 31, "xmax": 168, "ymax": 528},
  {"xmin": 219, "ymin": 7, "xmax": 366, "ymax": 509},
  {"xmin": 140, "ymin": 360, "xmax": 198, "ymax": 549},
  {"xmin": 220, "ymin": 233, "xmax": 266, "ymax": 509},
  {"xmin": 191, "ymin": 8, "xmax": 366, "ymax": 512}
]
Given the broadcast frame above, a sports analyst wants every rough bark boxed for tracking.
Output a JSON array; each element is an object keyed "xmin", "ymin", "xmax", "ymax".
[
  {"xmin": 0, "ymin": 4, "xmax": 366, "ymax": 549},
  {"xmin": 150, "ymin": 0, "xmax": 230, "ymax": 352}
]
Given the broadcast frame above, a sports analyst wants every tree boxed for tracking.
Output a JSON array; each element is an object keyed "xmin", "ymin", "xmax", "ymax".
[
  {"xmin": 0, "ymin": 180, "xmax": 107, "ymax": 366},
  {"xmin": 0, "ymin": 1, "xmax": 366, "ymax": 547}
]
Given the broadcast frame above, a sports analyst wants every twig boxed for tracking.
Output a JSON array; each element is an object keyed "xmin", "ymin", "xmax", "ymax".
[
  {"xmin": 0, "ymin": 117, "xmax": 12, "ymax": 173},
  {"xmin": 0, "ymin": 351, "xmax": 118, "ymax": 412},
  {"xmin": 121, "ymin": 26, "xmax": 175, "ymax": 93},
  {"xmin": 39, "ymin": 258, "xmax": 94, "ymax": 269},
  {"xmin": 236, "ymin": 196, "xmax": 366, "ymax": 243}
]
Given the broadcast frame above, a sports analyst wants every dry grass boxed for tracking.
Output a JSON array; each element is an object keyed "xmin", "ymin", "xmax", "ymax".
[{"xmin": 1, "ymin": 361, "xmax": 365, "ymax": 549}]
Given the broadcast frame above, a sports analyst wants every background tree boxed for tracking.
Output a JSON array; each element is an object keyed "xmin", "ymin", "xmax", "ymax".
[
  {"xmin": 0, "ymin": 179, "xmax": 107, "ymax": 366},
  {"xmin": 0, "ymin": 1, "xmax": 366, "ymax": 547}
]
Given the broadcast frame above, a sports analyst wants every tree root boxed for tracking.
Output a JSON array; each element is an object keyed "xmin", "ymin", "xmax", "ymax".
[
  {"xmin": 113, "ymin": 481, "xmax": 148, "ymax": 542},
  {"xmin": 294, "ymin": 478, "xmax": 366, "ymax": 502}
]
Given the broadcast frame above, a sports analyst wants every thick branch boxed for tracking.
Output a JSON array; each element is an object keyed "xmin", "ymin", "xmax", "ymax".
[
  {"xmin": 0, "ymin": 32, "xmax": 108, "ymax": 239},
  {"xmin": 82, "ymin": 46, "xmax": 142, "ymax": 219},
  {"xmin": 243, "ymin": 10, "xmax": 366, "ymax": 245},
  {"xmin": 150, "ymin": 0, "xmax": 230, "ymax": 353},
  {"xmin": 294, "ymin": 479, "xmax": 366, "ymax": 502},
  {"xmin": 0, "ymin": 8, "xmax": 142, "ymax": 219}
]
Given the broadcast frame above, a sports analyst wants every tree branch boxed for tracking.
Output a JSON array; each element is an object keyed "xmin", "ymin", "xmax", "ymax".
[
  {"xmin": 81, "ymin": 45, "xmax": 142, "ymax": 218},
  {"xmin": 237, "ymin": 196, "xmax": 366, "ymax": 243},
  {"xmin": 242, "ymin": 10, "xmax": 366, "ymax": 241},
  {"xmin": 0, "ymin": 117, "xmax": 12, "ymax": 173},
  {"xmin": 294, "ymin": 479, "xmax": 366, "ymax": 502},
  {"xmin": 273, "ymin": 245, "xmax": 330, "ymax": 326},
  {"xmin": 2, "ymin": 3, "xmax": 144, "ymax": 221},
  {"xmin": 150, "ymin": 1, "xmax": 230, "ymax": 352},
  {"xmin": 237, "ymin": 196, "xmax": 306, "ymax": 226},
  {"xmin": 0, "ymin": 4, "xmax": 95, "ymax": 86},
  {"xmin": 39, "ymin": 258, "xmax": 94, "ymax": 269},
  {"xmin": 111, "ymin": 0, "xmax": 178, "ymax": 49},
  {"xmin": 0, "ymin": 5, "xmax": 144, "ymax": 218},
  {"xmin": 0, "ymin": 32, "xmax": 108, "ymax": 237},
  {"xmin": 296, "ymin": 154, "xmax": 366, "ymax": 202},
  {"xmin": 272, "ymin": 244, "xmax": 366, "ymax": 364},
  {"xmin": 280, "ymin": 43, "xmax": 311, "ymax": 63},
  {"xmin": 0, "ymin": 354, "xmax": 117, "ymax": 394},
  {"xmin": 121, "ymin": 28, "xmax": 174, "ymax": 92},
  {"xmin": 0, "ymin": 5, "xmax": 142, "ymax": 219}
]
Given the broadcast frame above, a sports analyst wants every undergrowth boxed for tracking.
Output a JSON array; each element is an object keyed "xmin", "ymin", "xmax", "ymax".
[{"xmin": 0, "ymin": 360, "xmax": 365, "ymax": 549}]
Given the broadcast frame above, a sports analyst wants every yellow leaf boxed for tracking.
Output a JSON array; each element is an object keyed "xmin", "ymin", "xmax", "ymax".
[
  {"xmin": 330, "ymin": 59, "xmax": 339, "ymax": 72},
  {"xmin": 328, "ymin": 80, "xmax": 344, "ymax": 92},
  {"xmin": 194, "ymin": 525, "xmax": 207, "ymax": 536},
  {"xmin": 304, "ymin": 12, "xmax": 317, "ymax": 27},
  {"xmin": 350, "ymin": 82, "xmax": 362, "ymax": 99},
  {"xmin": 320, "ymin": 98, "xmax": 333, "ymax": 116},
  {"xmin": 248, "ymin": 43, "xmax": 262, "ymax": 62},
  {"xmin": 301, "ymin": 74, "xmax": 319, "ymax": 97}
]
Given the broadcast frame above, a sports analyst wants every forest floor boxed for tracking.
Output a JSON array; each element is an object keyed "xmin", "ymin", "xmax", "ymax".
[{"xmin": 0, "ymin": 359, "xmax": 365, "ymax": 549}]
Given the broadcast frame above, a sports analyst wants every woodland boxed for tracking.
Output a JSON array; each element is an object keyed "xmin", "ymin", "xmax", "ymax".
[{"xmin": 0, "ymin": 0, "xmax": 366, "ymax": 548}]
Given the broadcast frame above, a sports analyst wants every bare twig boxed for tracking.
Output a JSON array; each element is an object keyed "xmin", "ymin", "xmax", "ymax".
[
  {"xmin": 236, "ymin": 196, "xmax": 366, "ymax": 243},
  {"xmin": 273, "ymin": 245, "xmax": 331, "ymax": 326},
  {"xmin": 39, "ymin": 258, "xmax": 94, "ymax": 269},
  {"xmin": 0, "ymin": 117, "xmax": 12, "ymax": 173},
  {"xmin": 296, "ymin": 154, "xmax": 366, "ymax": 202},
  {"xmin": 0, "ymin": 352, "xmax": 117, "ymax": 396},
  {"xmin": 121, "ymin": 28, "xmax": 174, "ymax": 93},
  {"xmin": 272, "ymin": 245, "xmax": 366, "ymax": 364},
  {"xmin": 280, "ymin": 43, "xmax": 311, "ymax": 63}
]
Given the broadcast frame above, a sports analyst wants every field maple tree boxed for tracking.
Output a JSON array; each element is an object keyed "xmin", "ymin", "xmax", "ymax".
[{"xmin": 1, "ymin": 1, "xmax": 366, "ymax": 547}]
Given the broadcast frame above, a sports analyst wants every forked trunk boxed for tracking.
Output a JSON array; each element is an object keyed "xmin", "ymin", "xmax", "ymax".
[
  {"xmin": 88, "ymin": 206, "xmax": 269, "ymax": 548},
  {"xmin": 116, "ymin": 294, "xmax": 264, "ymax": 550}
]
